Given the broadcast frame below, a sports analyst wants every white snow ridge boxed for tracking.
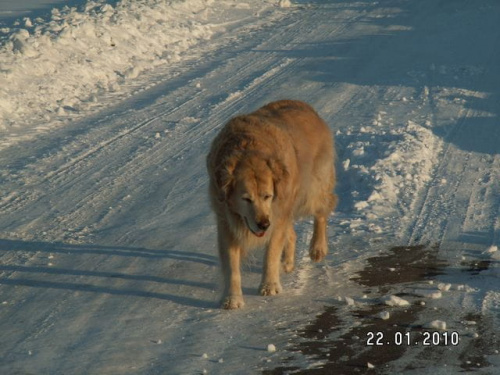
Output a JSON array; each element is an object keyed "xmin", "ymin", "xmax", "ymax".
[{"xmin": 0, "ymin": 0, "xmax": 222, "ymax": 141}]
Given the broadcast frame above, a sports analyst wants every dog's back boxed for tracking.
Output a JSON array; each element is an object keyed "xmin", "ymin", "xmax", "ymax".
[{"xmin": 255, "ymin": 100, "xmax": 336, "ymax": 218}]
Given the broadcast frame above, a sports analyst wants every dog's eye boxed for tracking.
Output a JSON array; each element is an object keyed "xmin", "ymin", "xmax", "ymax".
[
  {"xmin": 242, "ymin": 197, "xmax": 252, "ymax": 203},
  {"xmin": 264, "ymin": 194, "xmax": 273, "ymax": 201}
]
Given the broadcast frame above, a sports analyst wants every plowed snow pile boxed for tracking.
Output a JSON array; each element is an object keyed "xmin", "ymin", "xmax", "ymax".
[{"xmin": 0, "ymin": 0, "xmax": 270, "ymax": 141}]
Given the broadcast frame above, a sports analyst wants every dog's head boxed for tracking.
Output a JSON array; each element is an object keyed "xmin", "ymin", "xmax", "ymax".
[{"xmin": 217, "ymin": 152, "xmax": 288, "ymax": 237}]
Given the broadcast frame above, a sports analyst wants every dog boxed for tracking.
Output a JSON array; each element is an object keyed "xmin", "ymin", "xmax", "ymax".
[{"xmin": 206, "ymin": 100, "xmax": 337, "ymax": 309}]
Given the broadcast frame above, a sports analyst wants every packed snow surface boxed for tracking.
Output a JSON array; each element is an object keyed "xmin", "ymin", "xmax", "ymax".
[{"xmin": 0, "ymin": 0, "xmax": 499, "ymax": 374}]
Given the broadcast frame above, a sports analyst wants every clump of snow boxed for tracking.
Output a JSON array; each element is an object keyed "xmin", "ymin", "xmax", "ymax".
[
  {"xmin": 345, "ymin": 296, "xmax": 355, "ymax": 306},
  {"xmin": 267, "ymin": 344, "xmax": 277, "ymax": 353},
  {"xmin": 278, "ymin": 0, "xmax": 292, "ymax": 8},
  {"xmin": 381, "ymin": 295, "xmax": 410, "ymax": 307},
  {"xmin": 378, "ymin": 311, "xmax": 390, "ymax": 320},
  {"xmin": 484, "ymin": 245, "xmax": 500, "ymax": 260},
  {"xmin": 415, "ymin": 289, "xmax": 442, "ymax": 299},
  {"xmin": 485, "ymin": 245, "xmax": 498, "ymax": 254},
  {"xmin": 437, "ymin": 283, "xmax": 451, "ymax": 292},
  {"xmin": 425, "ymin": 320, "xmax": 447, "ymax": 330},
  {"xmin": 367, "ymin": 362, "xmax": 375, "ymax": 369}
]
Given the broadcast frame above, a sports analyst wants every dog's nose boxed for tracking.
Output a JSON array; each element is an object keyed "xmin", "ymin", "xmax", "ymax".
[{"xmin": 257, "ymin": 219, "xmax": 270, "ymax": 231}]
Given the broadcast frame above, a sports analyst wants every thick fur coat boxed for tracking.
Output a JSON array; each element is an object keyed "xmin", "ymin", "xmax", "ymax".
[{"xmin": 207, "ymin": 100, "xmax": 337, "ymax": 309}]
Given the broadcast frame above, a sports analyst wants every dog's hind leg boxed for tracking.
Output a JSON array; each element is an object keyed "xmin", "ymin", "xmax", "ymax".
[
  {"xmin": 282, "ymin": 223, "xmax": 296, "ymax": 273},
  {"xmin": 309, "ymin": 192, "xmax": 337, "ymax": 262},
  {"xmin": 218, "ymin": 224, "xmax": 245, "ymax": 309},
  {"xmin": 260, "ymin": 223, "xmax": 287, "ymax": 296}
]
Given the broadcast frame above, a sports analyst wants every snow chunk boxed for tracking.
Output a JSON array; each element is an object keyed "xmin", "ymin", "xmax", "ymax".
[
  {"xmin": 484, "ymin": 245, "xmax": 500, "ymax": 260},
  {"xmin": 278, "ymin": 0, "xmax": 292, "ymax": 8},
  {"xmin": 437, "ymin": 283, "xmax": 451, "ymax": 292},
  {"xmin": 415, "ymin": 289, "xmax": 442, "ymax": 299},
  {"xmin": 381, "ymin": 295, "xmax": 410, "ymax": 307},
  {"xmin": 378, "ymin": 311, "xmax": 390, "ymax": 320},
  {"xmin": 485, "ymin": 245, "xmax": 498, "ymax": 254},
  {"xmin": 345, "ymin": 297, "xmax": 355, "ymax": 306},
  {"xmin": 425, "ymin": 320, "xmax": 447, "ymax": 330},
  {"xmin": 267, "ymin": 344, "xmax": 277, "ymax": 353},
  {"xmin": 367, "ymin": 362, "xmax": 375, "ymax": 369},
  {"xmin": 354, "ymin": 201, "xmax": 369, "ymax": 211}
]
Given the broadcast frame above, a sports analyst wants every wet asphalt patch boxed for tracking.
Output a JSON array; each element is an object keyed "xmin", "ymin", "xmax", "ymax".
[{"xmin": 264, "ymin": 245, "xmax": 498, "ymax": 374}]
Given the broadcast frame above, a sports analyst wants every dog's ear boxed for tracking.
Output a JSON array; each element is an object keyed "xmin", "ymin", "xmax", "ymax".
[
  {"xmin": 216, "ymin": 156, "xmax": 238, "ymax": 202},
  {"xmin": 267, "ymin": 157, "xmax": 289, "ymax": 199}
]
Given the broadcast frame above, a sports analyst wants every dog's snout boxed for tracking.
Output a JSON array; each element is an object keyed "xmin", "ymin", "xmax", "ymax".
[{"xmin": 257, "ymin": 219, "xmax": 270, "ymax": 231}]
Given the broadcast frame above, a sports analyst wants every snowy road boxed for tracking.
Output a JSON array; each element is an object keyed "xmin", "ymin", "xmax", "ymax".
[{"xmin": 0, "ymin": 0, "xmax": 499, "ymax": 374}]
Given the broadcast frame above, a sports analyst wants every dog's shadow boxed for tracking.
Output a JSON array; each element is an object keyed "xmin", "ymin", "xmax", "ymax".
[{"xmin": 0, "ymin": 238, "xmax": 220, "ymax": 308}]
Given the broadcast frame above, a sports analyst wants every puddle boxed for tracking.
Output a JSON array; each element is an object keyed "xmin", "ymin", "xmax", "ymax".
[
  {"xmin": 353, "ymin": 245, "xmax": 447, "ymax": 291},
  {"xmin": 462, "ymin": 260, "xmax": 491, "ymax": 275},
  {"xmin": 264, "ymin": 245, "xmax": 500, "ymax": 374},
  {"xmin": 264, "ymin": 245, "xmax": 450, "ymax": 374}
]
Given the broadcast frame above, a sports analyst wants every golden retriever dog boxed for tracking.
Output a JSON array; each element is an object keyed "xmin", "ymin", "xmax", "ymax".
[{"xmin": 206, "ymin": 100, "xmax": 337, "ymax": 309}]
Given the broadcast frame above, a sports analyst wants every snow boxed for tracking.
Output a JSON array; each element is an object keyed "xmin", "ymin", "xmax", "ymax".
[
  {"xmin": 415, "ymin": 289, "xmax": 443, "ymax": 299},
  {"xmin": 381, "ymin": 295, "xmax": 410, "ymax": 307},
  {"xmin": 0, "ymin": 0, "xmax": 499, "ymax": 374},
  {"xmin": 0, "ymin": 0, "xmax": 281, "ymax": 148},
  {"xmin": 377, "ymin": 311, "xmax": 390, "ymax": 320},
  {"xmin": 437, "ymin": 283, "xmax": 452, "ymax": 292},
  {"xmin": 266, "ymin": 344, "xmax": 277, "ymax": 353},
  {"xmin": 426, "ymin": 320, "xmax": 447, "ymax": 331}
]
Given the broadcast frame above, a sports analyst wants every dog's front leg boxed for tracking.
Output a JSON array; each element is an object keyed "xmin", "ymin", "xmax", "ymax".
[
  {"xmin": 260, "ymin": 224, "xmax": 287, "ymax": 296},
  {"xmin": 218, "ymin": 228, "xmax": 245, "ymax": 309}
]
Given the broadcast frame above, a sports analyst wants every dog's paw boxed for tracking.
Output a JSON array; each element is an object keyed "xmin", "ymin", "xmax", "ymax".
[
  {"xmin": 281, "ymin": 259, "xmax": 295, "ymax": 273},
  {"xmin": 259, "ymin": 281, "xmax": 283, "ymax": 296},
  {"xmin": 309, "ymin": 245, "xmax": 327, "ymax": 262},
  {"xmin": 221, "ymin": 295, "xmax": 245, "ymax": 310}
]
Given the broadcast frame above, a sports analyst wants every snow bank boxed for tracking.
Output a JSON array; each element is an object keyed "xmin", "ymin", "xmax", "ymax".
[
  {"xmin": 0, "ymin": 0, "xmax": 275, "ymax": 136},
  {"xmin": 340, "ymin": 116, "xmax": 443, "ymax": 234}
]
